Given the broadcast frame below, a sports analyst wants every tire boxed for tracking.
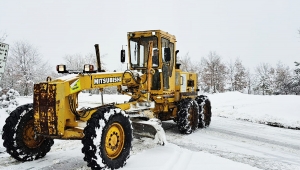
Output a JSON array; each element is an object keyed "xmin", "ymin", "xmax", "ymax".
[
  {"xmin": 176, "ymin": 98, "xmax": 199, "ymax": 134},
  {"xmin": 82, "ymin": 106, "xmax": 132, "ymax": 170},
  {"xmin": 2, "ymin": 103, "xmax": 54, "ymax": 161},
  {"xmin": 195, "ymin": 95, "xmax": 212, "ymax": 127}
]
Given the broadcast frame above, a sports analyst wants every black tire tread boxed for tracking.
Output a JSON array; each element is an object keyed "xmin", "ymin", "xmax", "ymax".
[
  {"xmin": 82, "ymin": 106, "xmax": 132, "ymax": 170},
  {"xmin": 176, "ymin": 98, "xmax": 199, "ymax": 134},
  {"xmin": 2, "ymin": 103, "xmax": 54, "ymax": 161},
  {"xmin": 195, "ymin": 95, "xmax": 212, "ymax": 127}
]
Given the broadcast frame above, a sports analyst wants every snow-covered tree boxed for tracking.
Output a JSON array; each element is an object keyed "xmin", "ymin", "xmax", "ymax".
[
  {"xmin": 295, "ymin": 61, "xmax": 300, "ymax": 71},
  {"xmin": 1, "ymin": 41, "xmax": 51, "ymax": 96},
  {"xmin": 291, "ymin": 62, "xmax": 300, "ymax": 94},
  {"xmin": 255, "ymin": 63, "xmax": 274, "ymax": 95},
  {"xmin": 226, "ymin": 59, "xmax": 235, "ymax": 91},
  {"xmin": 274, "ymin": 62, "xmax": 292, "ymax": 94},
  {"xmin": 233, "ymin": 59, "xmax": 247, "ymax": 91},
  {"xmin": 245, "ymin": 68, "xmax": 256, "ymax": 94},
  {"xmin": 201, "ymin": 52, "xmax": 227, "ymax": 93}
]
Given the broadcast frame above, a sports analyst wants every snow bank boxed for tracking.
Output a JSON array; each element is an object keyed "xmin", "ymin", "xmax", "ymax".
[{"xmin": 209, "ymin": 92, "xmax": 300, "ymax": 129}]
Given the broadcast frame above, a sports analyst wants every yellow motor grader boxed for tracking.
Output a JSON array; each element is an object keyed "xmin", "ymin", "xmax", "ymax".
[{"xmin": 2, "ymin": 30, "xmax": 211, "ymax": 170}]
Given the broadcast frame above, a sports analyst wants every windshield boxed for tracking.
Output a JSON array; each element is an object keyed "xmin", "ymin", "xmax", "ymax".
[{"xmin": 129, "ymin": 36, "xmax": 158, "ymax": 68}]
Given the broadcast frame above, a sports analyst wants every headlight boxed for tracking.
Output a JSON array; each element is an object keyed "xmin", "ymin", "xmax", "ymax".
[
  {"xmin": 56, "ymin": 65, "xmax": 67, "ymax": 73},
  {"xmin": 83, "ymin": 64, "xmax": 95, "ymax": 73}
]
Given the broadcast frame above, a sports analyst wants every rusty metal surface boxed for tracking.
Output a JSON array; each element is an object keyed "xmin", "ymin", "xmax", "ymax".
[{"xmin": 34, "ymin": 83, "xmax": 58, "ymax": 136}]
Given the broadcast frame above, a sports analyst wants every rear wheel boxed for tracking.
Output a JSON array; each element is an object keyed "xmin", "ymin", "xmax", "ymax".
[
  {"xmin": 82, "ymin": 106, "xmax": 132, "ymax": 170},
  {"xmin": 176, "ymin": 98, "xmax": 199, "ymax": 134},
  {"xmin": 2, "ymin": 104, "xmax": 54, "ymax": 161},
  {"xmin": 196, "ymin": 95, "xmax": 212, "ymax": 127}
]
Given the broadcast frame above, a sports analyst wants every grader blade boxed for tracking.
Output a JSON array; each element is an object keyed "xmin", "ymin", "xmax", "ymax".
[{"xmin": 131, "ymin": 118, "xmax": 166, "ymax": 145}]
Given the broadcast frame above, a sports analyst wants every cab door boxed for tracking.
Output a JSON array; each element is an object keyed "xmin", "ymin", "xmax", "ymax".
[{"xmin": 180, "ymin": 74, "xmax": 187, "ymax": 92}]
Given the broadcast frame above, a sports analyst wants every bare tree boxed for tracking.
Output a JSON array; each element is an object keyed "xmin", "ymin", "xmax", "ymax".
[
  {"xmin": 201, "ymin": 52, "xmax": 227, "ymax": 93},
  {"xmin": 0, "ymin": 32, "xmax": 7, "ymax": 42},
  {"xmin": 226, "ymin": 58, "xmax": 247, "ymax": 92},
  {"xmin": 255, "ymin": 63, "xmax": 276, "ymax": 95},
  {"xmin": 226, "ymin": 59, "xmax": 235, "ymax": 91},
  {"xmin": 178, "ymin": 52, "xmax": 203, "ymax": 88},
  {"xmin": 62, "ymin": 52, "xmax": 114, "ymax": 94},
  {"xmin": 63, "ymin": 54, "xmax": 86, "ymax": 71},
  {"xmin": 179, "ymin": 52, "xmax": 196, "ymax": 72},
  {"xmin": 63, "ymin": 52, "xmax": 107, "ymax": 71},
  {"xmin": 274, "ymin": 62, "xmax": 292, "ymax": 94},
  {"xmin": 234, "ymin": 58, "xmax": 247, "ymax": 91},
  {"xmin": 1, "ymin": 41, "xmax": 51, "ymax": 95},
  {"xmin": 245, "ymin": 68, "xmax": 256, "ymax": 94}
]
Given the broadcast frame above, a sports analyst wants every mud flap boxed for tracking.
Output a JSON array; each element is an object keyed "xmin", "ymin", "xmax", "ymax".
[{"xmin": 131, "ymin": 118, "xmax": 167, "ymax": 145}]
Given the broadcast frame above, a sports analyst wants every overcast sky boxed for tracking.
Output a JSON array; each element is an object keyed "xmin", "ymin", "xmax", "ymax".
[{"xmin": 1, "ymin": 0, "xmax": 300, "ymax": 72}]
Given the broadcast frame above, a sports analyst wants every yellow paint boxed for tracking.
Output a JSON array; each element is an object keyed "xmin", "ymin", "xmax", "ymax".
[
  {"xmin": 33, "ymin": 30, "xmax": 200, "ymax": 141},
  {"xmin": 105, "ymin": 123, "xmax": 125, "ymax": 159}
]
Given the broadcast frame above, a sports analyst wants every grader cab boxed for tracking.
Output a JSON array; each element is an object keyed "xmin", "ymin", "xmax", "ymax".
[{"xmin": 2, "ymin": 30, "xmax": 212, "ymax": 170}]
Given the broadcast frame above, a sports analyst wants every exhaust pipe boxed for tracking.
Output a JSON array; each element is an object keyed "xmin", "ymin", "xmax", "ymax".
[{"xmin": 94, "ymin": 44, "xmax": 101, "ymax": 72}]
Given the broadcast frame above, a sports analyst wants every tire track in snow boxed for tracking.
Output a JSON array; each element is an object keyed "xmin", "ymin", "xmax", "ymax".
[
  {"xmin": 161, "ymin": 148, "xmax": 194, "ymax": 170},
  {"xmin": 163, "ymin": 117, "xmax": 300, "ymax": 170},
  {"xmin": 208, "ymin": 127, "xmax": 300, "ymax": 150}
]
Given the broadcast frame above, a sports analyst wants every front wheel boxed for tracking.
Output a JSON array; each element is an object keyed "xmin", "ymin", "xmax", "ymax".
[
  {"xmin": 82, "ymin": 106, "xmax": 132, "ymax": 170},
  {"xmin": 2, "ymin": 103, "xmax": 54, "ymax": 161}
]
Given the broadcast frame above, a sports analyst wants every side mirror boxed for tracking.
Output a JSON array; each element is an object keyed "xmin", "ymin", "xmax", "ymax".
[
  {"xmin": 121, "ymin": 49, "xmax": 125, "ymax": 63},
  {"xmin": 164, "ymin": 48, "xmax": 171, "ymax": 62}
]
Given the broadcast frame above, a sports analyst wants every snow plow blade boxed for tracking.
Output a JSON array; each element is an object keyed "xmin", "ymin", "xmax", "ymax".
[{"xmin": 131, "ymin": 118, "xmax": 166, "ymax": 145}]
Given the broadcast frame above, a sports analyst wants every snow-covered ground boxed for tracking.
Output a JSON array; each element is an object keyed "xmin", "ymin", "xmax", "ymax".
[
  {"xmin": 0, "ymin": 92, "xmax": 299, "ymax": 170},
  {"xmin": 209, "ymin": 92, "xmax": 300, "ymax": 129}
]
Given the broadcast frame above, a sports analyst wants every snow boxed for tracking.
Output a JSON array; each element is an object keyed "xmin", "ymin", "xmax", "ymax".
[
  {"xmin": 0, "ymin": 92, "xmax": 299, "ymax": 170},
  {"xmin": 125, "ymin": 143, "xmax": 259, "ymax": 170},
  {"xmin": 209, "ymin": 92, "xmax": 300, "ymax": 129},
  {"xmin": 55, "ymin": 74, "xmax": 78, "ymax": 81}
]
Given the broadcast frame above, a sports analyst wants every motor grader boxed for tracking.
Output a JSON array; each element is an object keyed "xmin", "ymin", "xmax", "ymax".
[{"xmin": 2, "ymin": 30, "xmax": 212, "ymax": 170}]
